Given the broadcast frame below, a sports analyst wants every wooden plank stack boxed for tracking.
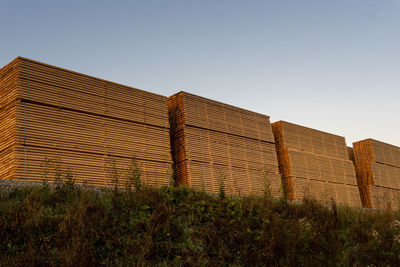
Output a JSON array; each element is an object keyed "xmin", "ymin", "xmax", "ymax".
[
  {"xmin": 168, "ymin": 91, "xmax": 282, "ymax": 197},
  {"xmin": 0, "ymin": 59, "xmax": 19, "ymax": 181},
  {"xmin": 0, "ymin": 57, "xmax": 172, "ymax": 187},
  {"xmin": 272, "ymin": 121, "xmax": 361, "ymax": 207},
  {"xmin": 353, "ymin": 139, "xmax": 400, "ymax": 210}
]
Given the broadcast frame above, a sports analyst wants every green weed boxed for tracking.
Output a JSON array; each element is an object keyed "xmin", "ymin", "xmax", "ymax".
[{"xmin": 1, "ymin": 166, "xmax": 400, "ymax": 266}]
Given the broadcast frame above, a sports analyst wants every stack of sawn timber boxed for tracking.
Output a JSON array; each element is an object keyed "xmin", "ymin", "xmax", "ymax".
[
  {"xmin": 168, "ymin": 91, "xmax": 282, "ymax": 197},
  {"xmin": 0, "ymin": 57, "xmax": 172, "ymax": 187},
  {"xmin": 272, "ymin": 121, "xmax": 361, "ymax": 207},
  {"xmin": 353, "ymin": 139, "xmax": 400, "ymax": 210}
]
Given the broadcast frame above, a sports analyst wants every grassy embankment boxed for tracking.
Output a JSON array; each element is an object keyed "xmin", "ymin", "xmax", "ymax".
[{"xmin": 1, "ymin": 161, "xmax": 400, "ymax": 266}]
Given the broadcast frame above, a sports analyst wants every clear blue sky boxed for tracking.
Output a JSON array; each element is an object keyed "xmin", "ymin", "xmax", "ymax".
[{"xmin": 1, "ymin": 0, "xmax": 399, "ymax": 146}]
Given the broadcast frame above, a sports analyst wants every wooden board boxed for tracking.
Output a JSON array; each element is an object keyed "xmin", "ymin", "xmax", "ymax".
[
  {"xmin": 353, "ymin": 139, "xmax": 400, "ymax": 209},
  {"xmin": 0, "ymin": 57, "xmax": 171, "ymax": 188},
  {"xmin": 272, "ymin": 121, "xmax": 361, "ymax": 207},
  {"xmin": 169, "ymin": 91, "xmax": 275, "ymax": 143},
  {"xmin": 169, "ymin": 92, "xmax": 282, "ymax": 197}
]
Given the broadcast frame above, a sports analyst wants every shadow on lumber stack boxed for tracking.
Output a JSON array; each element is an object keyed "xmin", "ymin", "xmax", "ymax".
[
  {"xmin": 353, "ymin": 139, "xmax": 400, "ymax": 210},
  {"xmin": 0, "ymin": 57, "xmax": 172, "ymax": 187},
  {"xmin": 272, "ymin": 121, "xmax": 361, "ymax": 207},
  {"xmin": 168, "ymin": 92, "xmax": 282, "ymax": 197}
]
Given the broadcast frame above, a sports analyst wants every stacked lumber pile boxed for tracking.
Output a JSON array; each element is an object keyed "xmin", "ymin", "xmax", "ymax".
[
  {"xmin": 0, "ymin": 57, "xmax": 172, "ymax": 187},
  {"xmin": 353, "ymin": 139, "xmax": 400, "ymax": 210},
  {"xmin": 168, "ymin": 92, "xmax": 282, "ymax": 197},
  {"xmin": 272, "ymin": 121, "xmax": 361, "ymax": 207},
  {"xmin": 0, "ymin": 59, "xmax": 18, "ymax": 181}
]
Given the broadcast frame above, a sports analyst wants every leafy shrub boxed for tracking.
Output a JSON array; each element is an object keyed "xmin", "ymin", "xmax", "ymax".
[{"xmin": 1, "ymin": 178, "xmax": 400, "ymax": 266}]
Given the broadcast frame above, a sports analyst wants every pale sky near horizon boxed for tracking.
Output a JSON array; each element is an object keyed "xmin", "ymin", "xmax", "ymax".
[{"xmin": 1, "ymin": 0, "xmax": 399, "ymax": 147}]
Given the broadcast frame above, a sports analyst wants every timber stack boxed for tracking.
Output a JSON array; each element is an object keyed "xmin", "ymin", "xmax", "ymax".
[
  {"xmin": 168, "ymin": 92, "xmax": 282, "ymax": 196},
  {"xmin": 353, "ymin": 139, "xmax": 400, "ymax": 210},
  {"xmin": 0, "ymin": 57, "xmax": 172, "ymax": 187},
  {"xmin": 272, "ymin": 121, "xmax": 361, "ymax": 207},
  {"xmin": 3, "ymin": 56, "xmax": 400, "ymax": 210}
]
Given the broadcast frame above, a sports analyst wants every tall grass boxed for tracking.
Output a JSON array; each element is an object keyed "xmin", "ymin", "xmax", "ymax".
[{"xmin": 1, "ymin": 170, "xmax": 400, "ymax": 265}]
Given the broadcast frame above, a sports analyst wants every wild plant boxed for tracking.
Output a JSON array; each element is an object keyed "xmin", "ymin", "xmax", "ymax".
[
  {"xmin": 217, "ymin": 172, "xmax": 226, "ymax": 200},
  {"xmin": 126, "ymin": 157, "xmax": 142, "ymax": 191}
]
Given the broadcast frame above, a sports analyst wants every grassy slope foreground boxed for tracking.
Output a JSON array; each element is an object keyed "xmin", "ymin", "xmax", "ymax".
[{"xmin": 1, "ymin": 179, "xmax": 400, "ymax": 266}]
